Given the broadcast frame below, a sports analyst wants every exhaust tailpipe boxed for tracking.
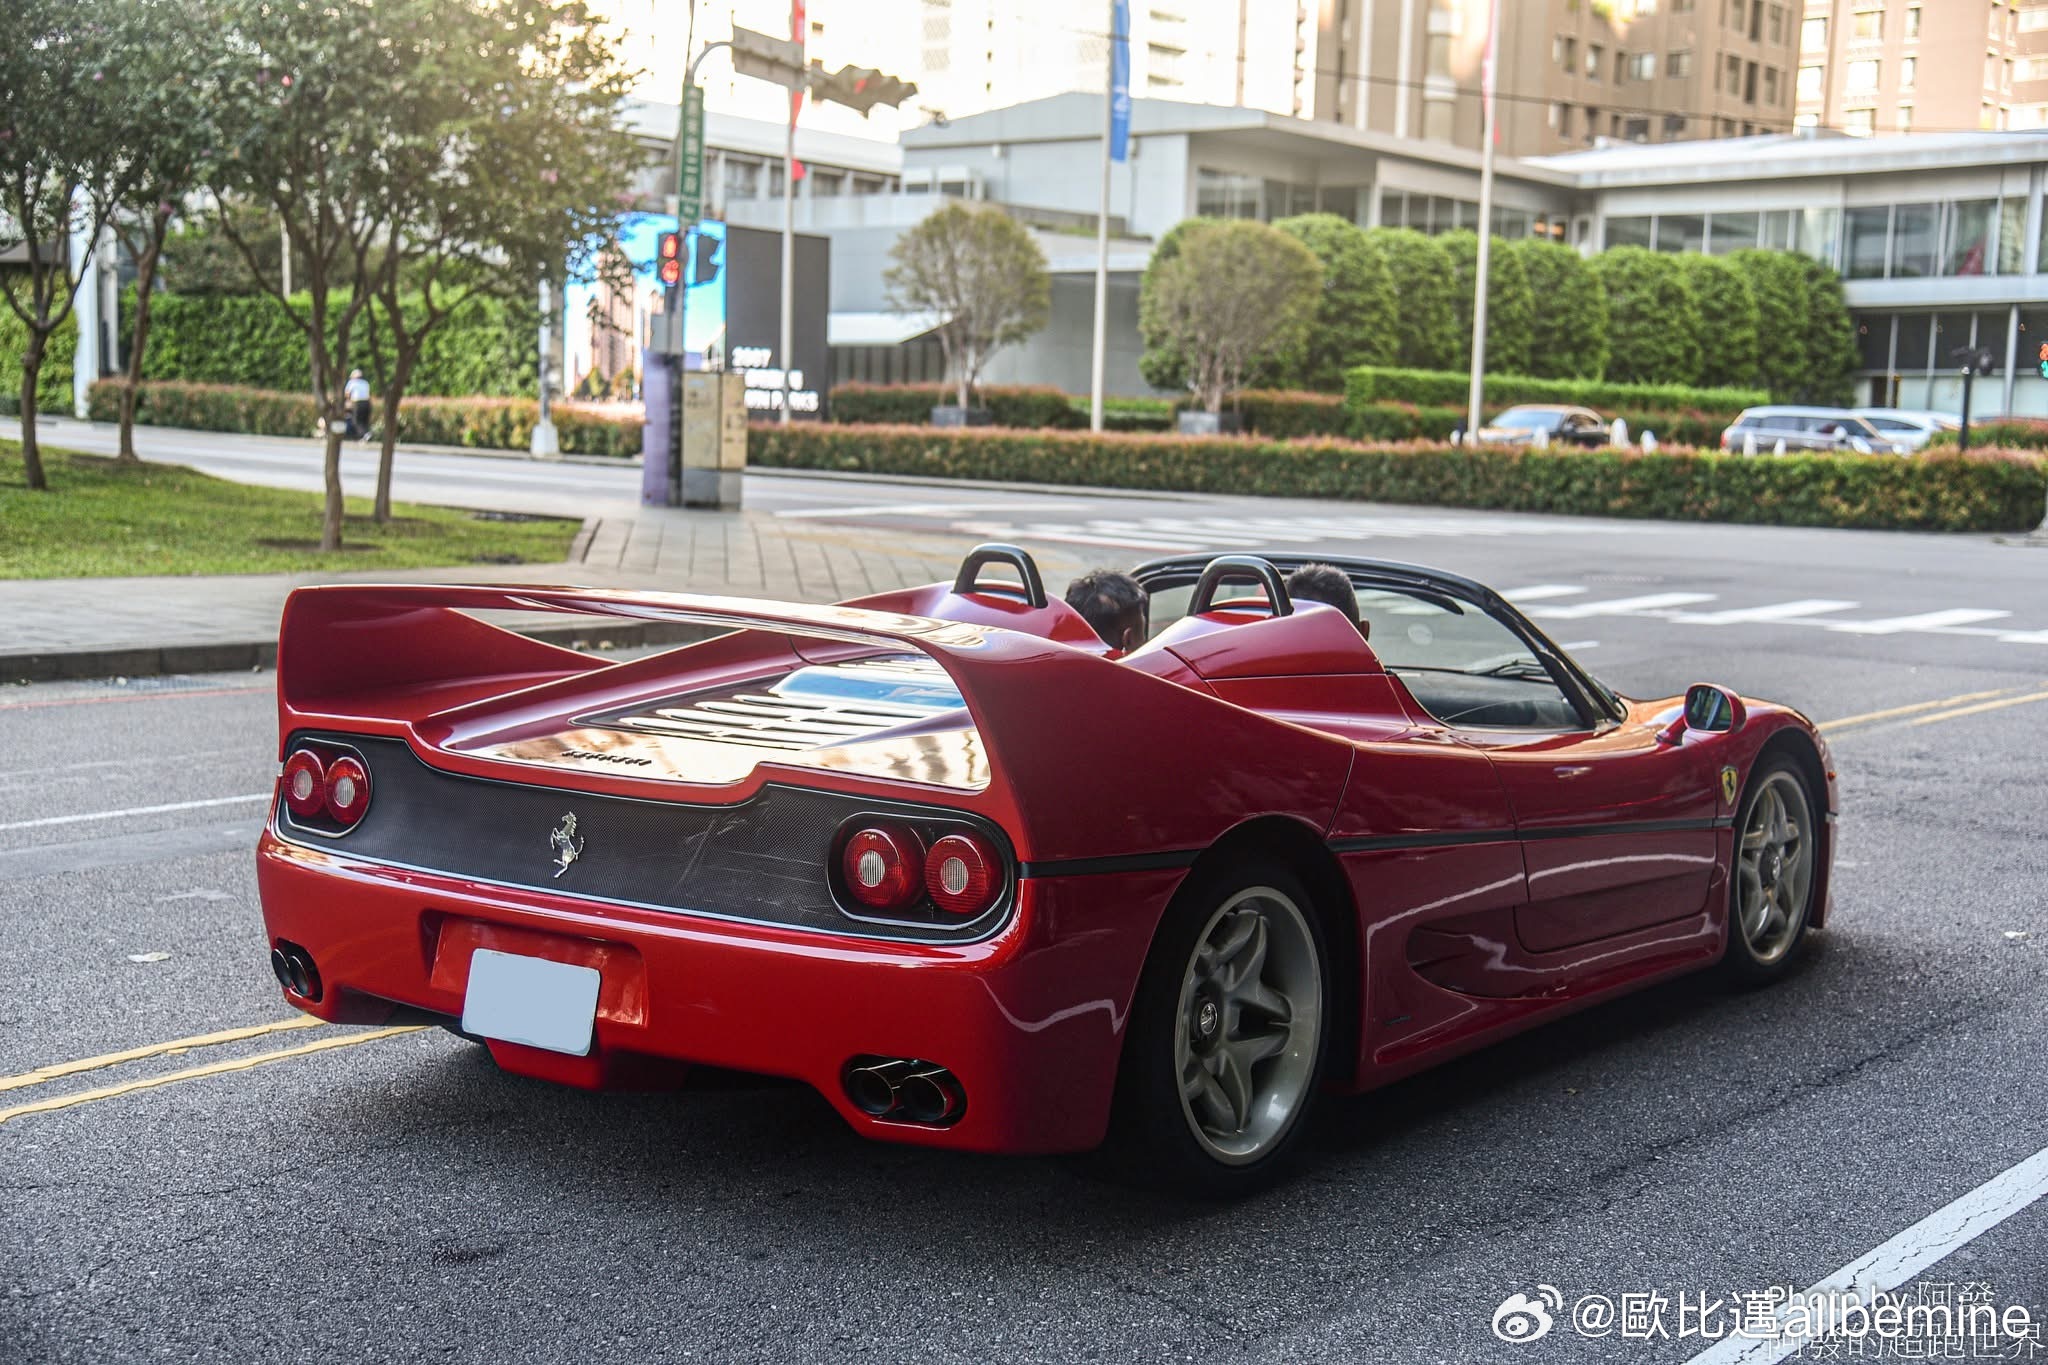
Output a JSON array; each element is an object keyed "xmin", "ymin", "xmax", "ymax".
[
  {"xmin": 844, "ymin": 1058, "xmax": 918, "ymax": 1116},
  {"xmin": 269, "ymin": 948, "xmax": 293, "ymax": 991},
  {"xmin": 898, "ymin": 1066, "xmax": 964, "ymax": 1125},
  {"xmin": 272, "ymin": 941, "xmax": 323, "ymax": 1003}
]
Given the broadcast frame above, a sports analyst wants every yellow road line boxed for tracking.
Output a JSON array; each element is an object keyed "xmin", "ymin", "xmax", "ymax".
[
  {"xmin": 0, "ymin": 1026, "xmax": 426, "ymax": 1125},
  {"xmin": 1908, "ymin": 688, "xmax": 2048, "ymax": 727},
  {"xmin": 0, "ymin": 1015, "xmax": 327, "ymax": 1094},
  {"xmin": 1820, "ymin": 688, "xmax": 2020, "ymax": 732}
]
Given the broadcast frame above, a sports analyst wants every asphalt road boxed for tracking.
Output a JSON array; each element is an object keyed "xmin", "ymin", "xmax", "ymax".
[{"xmin": 4, "ymin": 435, "xmax": 2047, "ymax": 1363}]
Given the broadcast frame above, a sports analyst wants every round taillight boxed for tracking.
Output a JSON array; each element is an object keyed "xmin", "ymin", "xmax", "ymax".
[
  {"xmin": 282, "ymin": 750, "xmax": 327, "ymax": 820},
  {"xmin": 324, "ymin": 755, "xmax": 371, "ymax": 825},
  {"xmin": 842, "ymin": 826, "xmax": 924, "ymax": 913},
  {"xmin": 925, "ymin": 833, "xmax": 999, "ymax": 917}
]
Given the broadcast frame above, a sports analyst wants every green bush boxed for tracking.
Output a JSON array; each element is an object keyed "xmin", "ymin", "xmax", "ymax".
[
  {"xmin": 749, "ymin": 424, "xmax": 2046, "ymax": 533},
  {"xmin": 1441, "ymin": 231, "xmax": 1535, "ymax": 378},
  {"xmin": 86, "ymin": 380, "xmax": 640, "ymax": 456},
  {"xmin": 1591, "ymin": 247, "xmax": 1703, "ymax": 386},
  {"xmin": 1271, "ymin": 214, "xmax": 1398, "ymax": 390},
  {"xmin": 1368, "ymin": 228, "xmax": 1460, "ymax": 372},
  {"xmin": 1926, "ymin": 420, "xmax": 2048, "ymax": 450},
  {"xmin": 134, "ymin": 289, "xmax": 536, "ymax": 396},
  {"xmin": 829, "ymin": 382, "xmax": 1081, "ymax": 429},
  {"xmin": 1343, "ymin": 365, "xmax": 1764, "ymax": 414},
  {"xmin": 0, "ymin": 308, "xmax": 78, "ymax": 415},
  {"xmin": 1678, "ymin": 255, "xmax": 1761, "ymax": 390},
  {"xmin": 1728, "ymin": 249, "xmax": 1812, "ymax": 401},
  {"xmin": 1509, "ymin": 239, "xmax": 1609, "ymax": 380},
  {"xmin": 1797, "ymin": 258, "xmax": 1860, "ymax": 406}
]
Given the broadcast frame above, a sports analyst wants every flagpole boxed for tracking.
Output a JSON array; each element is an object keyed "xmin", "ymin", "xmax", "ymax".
[
  {"xmin": 1465, "ymin": 0, "xmax": 1503, "ymax": 441},
  {"xmin": 1090, "ymin": 0, "xmax": 1120, "ymax": 433}
]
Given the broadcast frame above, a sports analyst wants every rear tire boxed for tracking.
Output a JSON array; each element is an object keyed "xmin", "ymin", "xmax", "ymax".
[
  {"xmin": 1102, "ymin": 860, "xmax": 1331, "ymax": 1197},
  {"xmin": 1719, "ymin": 757, "xmax": 1818, "ymax": 986}
]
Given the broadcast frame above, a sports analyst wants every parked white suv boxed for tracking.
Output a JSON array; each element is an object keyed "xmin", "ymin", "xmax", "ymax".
[
  {"xmin": 1853, "ymin": 408, "xmax": 1961, "ymax": 453},
  {"xmin": 1718, "ymin": 407, "xmax": 1904, "ymax": 455}
]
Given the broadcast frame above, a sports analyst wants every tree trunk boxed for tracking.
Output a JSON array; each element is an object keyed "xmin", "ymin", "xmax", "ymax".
[
  {"xmin": 320, "ymin": 419, "xmax": 345, "ymax": 552},
  {"xmin": 374, "ymin": 381, "xmax": 403, "ymax": 524},
  {"xmin": 955, "ymin": 368, "xmax": 968, "ymax": 411},
  {"xmin": 117, "ymin": 229, "xmax": 166, "ymax": 463},
  {"xmin": 19, "ymin": 330, "xmax": 49, "ymax": 491}
]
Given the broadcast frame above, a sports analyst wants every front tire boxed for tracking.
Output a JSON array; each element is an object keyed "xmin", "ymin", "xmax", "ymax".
[
  {"xmin": 1104, "ymin": 862, "xmax": 1330, "ymax": 1196},
  {"xmin": 1720, "ymin": 758, "xmax": 1818, "ymax": 985}
]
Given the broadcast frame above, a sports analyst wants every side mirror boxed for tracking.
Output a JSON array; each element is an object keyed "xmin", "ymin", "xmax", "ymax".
[{"xmin": 1659, "ymin": 683, "xmax": 1746, "ymax": 744}]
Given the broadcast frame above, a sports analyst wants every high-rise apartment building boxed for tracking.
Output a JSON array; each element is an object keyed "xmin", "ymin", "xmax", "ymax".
[
  {"xmin": 1795, "ymin": 0, "xmax": 2048, "ymax": 136},
  {"xmin": 1314, "ymin": 0, "xmax": 1800, "ymax": 157}
]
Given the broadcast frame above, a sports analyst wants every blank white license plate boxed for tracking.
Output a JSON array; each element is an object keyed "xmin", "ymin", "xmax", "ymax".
[{"xmin": 461, "ymin": 949, "xmax": 601, "ymax": 1057}]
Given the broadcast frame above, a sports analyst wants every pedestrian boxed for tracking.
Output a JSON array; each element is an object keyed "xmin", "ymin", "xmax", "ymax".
[{"xmin": 344, "ymin": 369, "xmax": 372, "ymax": 442}]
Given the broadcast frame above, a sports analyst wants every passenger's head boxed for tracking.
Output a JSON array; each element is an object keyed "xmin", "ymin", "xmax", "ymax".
[
  {"xmin": 1065, "ymin": 568, "xmax": 1148, "ymax": 653},
  {"xmin": 1285, "ymin": 563, "xmax": 1366, "ymax": 635}
]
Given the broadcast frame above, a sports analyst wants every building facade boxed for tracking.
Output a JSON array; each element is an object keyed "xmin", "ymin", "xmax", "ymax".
[
  {"xmin": 1795, "ymin": 0, "xmax": 2048, "ymax": 136},
  {"xmin": 1313, "ymin": 0, "xmax": 1801, "ymax": 157}
]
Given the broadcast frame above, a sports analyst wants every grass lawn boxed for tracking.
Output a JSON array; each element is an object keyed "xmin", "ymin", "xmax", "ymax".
[{"xmin": 0, "ymin": 442, "xmax": 578, "ymax": 579}]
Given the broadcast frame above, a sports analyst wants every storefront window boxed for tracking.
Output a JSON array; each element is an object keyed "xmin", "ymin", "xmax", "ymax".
[
  {"xmin": 1709, "ymin": 211, "xmax": 1760, "ymax": 254},
  {"xmin": 1891, "ymin": 203, "xmax": 1939, "ymax": 278},
  {"xmin": 1195, "ymin": 168, "xmax": 1262, "ymax": 219},
  {"xmin": 1999, "ymin": 197, "xmax": 2028, "ymax": 274},
  {"xmin": 1855, "ymin": 314, "xmax": 1893, "ymax": 371},
  {"xmin": 1605, "ymin": 215, "xmax": 1653, "ymax": 248},
  {"xmin": 1655, "ymin": 212, "xmax": 1706, "ymax": 252},
  {"xmin": 1845, "ymin": 206, "xmax": 1890, "ymax": 278},
  {"xmin": 1895, "ymin": 313, "xmax": 1934, "ymax": 373},
  {"xmin": 1945, "ymin": 199, "xmax": 1997, "ymax": 275},
  {"xmin": 1797, "ymin": 207, "xmax": 1841, "ymax": 266}
]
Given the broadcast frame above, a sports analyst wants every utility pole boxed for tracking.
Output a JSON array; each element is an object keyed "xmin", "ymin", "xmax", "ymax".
[
  {"xmin": 1464, "ymin": 0, "xmax": 1503, "ymax": 442},
  {"xmin": 780, "ymin": 1, "xmax": 801, "ymax": 426}
]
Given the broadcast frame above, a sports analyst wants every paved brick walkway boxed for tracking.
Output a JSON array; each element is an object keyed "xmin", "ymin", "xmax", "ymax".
[{"xmin": 0, "ymin": 504, "xmax": 1087, "ymax": 682}]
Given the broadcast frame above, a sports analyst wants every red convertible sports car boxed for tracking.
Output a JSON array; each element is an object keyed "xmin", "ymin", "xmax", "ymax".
[{"xmin": 257, "ymin": 547, "xmax": 1835, "ymax": 1194}]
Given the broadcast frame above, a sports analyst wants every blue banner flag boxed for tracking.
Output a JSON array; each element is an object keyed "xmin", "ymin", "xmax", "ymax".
[{"xmin": 1109, "ymin": 0, "xmax": 1131, "ymax": 163}]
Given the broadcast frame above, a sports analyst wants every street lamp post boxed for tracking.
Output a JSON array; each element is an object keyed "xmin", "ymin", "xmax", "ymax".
[{"xmin": 1464, "ymin": 0, "xmax": 1503, "ymax": 443}]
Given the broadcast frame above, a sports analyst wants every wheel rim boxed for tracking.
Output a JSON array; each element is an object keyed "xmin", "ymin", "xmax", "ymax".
[
  {"xmin": 1735, "ymin": 771, "xmax": 1813, "ymax": 965},
  {"xmin": 1172, "ymin": 886, "xmax": 1322, "ymax": 1166}
]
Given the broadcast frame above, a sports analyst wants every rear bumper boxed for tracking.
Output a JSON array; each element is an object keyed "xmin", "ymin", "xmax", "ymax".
[{"xmin": 255, "ymin": 827, "xmax": 1172, "ymax": 1154}]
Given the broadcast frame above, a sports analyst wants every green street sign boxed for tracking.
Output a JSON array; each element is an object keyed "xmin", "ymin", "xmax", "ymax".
[{"xmin": 677, "ymin": 85, "xmax": 706, "ymax": 226}]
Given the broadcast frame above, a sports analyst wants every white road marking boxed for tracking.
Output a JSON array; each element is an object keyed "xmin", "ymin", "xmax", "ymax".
[
  {"xmin": 776, "ymin": 500, "xmax": 1088, "ymax": 520},
  {"xmin": 1669, "ymin": 599, "xmax": 1860, "ymax": 626},
  {"xmin": 0, "ymin": 794, "xmax": 270, "ymax": 833},
  {"xmin": 1828, "ymin": 608, "xmax": 2012, "ymax": 635},
  {"xmin": 1682, "ymin": 1143, "xmax": 2048, "ymax": 1365},
  {"xmin": 1528, "ymin": 592, "xmax": 1719, "ymax": 620},
  {"xmin": 951, "ymin": 520, "xmax": 1201, "ymax": 551},
  {"xmin": 1503, "ymin": 584, "xmax": 1591, "ymax": 602}
]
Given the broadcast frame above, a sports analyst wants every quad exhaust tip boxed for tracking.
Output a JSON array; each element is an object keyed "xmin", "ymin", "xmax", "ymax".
[
  {"xmin": 269, "ymin": 941, "xmax": 323, "ymax": 1003},
  {"xmin": 844, "ymin": 1056, "xmax": 964, "ymax": 1126}
]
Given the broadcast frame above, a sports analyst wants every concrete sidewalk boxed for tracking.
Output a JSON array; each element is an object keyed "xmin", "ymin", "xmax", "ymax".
[{"xmin": 0, "ymin": 504, "xmax": 1088, "ymax": 683}]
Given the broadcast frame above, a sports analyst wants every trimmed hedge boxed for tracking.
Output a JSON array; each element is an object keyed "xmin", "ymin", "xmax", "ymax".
[
  {"xmin": 748, "ymin": 424, "xmax": 2046, "ymax": 533},
  {"xmin": 85, "ymin": 380, "xmax": 641, "ymax": 457},
  {"xmin": 829, "ymin": 382, "xmax": 1079, "ymax": 429},
  {"xmin": 1927, "ymin": 421, "xmax": 2048, "ymax": 450},
  {"xmin": 0, "ymin": 308, "xmax": 78, "ymax": 415},
  {"xmin": 1344, "ymin": 366, "xmax": 1766, "ymax": 414}
]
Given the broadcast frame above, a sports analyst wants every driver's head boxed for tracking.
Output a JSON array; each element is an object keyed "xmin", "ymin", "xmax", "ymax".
[
  {"xmin": 1285, "ymin": 563, "xmax": 1363, "ymax": 632},
  {"xmin": 1065, "ymin": 569, "xmax": 1148, "ymax": 654}
]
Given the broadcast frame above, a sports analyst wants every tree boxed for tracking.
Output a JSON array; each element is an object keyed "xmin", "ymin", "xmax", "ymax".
[
  {"xmin": 1270, "ymin": 213, "xmax": 1397, "ymax": 390},
  {"xmin": 108, "ymin": 0, "xmax": 224, "ymax": 462},
  {"xmin": 1796, "ymin": 257, "xmax": 1859, "ymax": 405},
  {"xmin": 884, "ymin": 203, "xmax": 1051, "ymax": 410},
  {"xmin": 357, "ymin": 0, "xmax": 632, "ymax": 522},
  {"xmin": 1728, "ymin": 249, "xmax": 1809, "ymax": 398},
  {"xmin": 208, "ymin": 0, "xmax": 426, "ymax": 550},
  {"xmin": 1365, "ymin": 228, "xmax": 1459, "ymax": 371},
  {"xmin": 1441, "ymin": 231, "xmax": 1535, "ymax": 377},
  {"xmin": 1137, "ymin": 217, "xmax": 1204, "ymax": 392},
  {"xmin": 1509, "ymin": 239, "xmax": 1609, "ymax": 380},
  {"xmin": 1678, "ymin": 254, "xmax": 1761, "ymax": 390},
  {"xmin": 0, "ymin": 0, "xmax": 148, "ymax": 490},
  {"xmin": 1139, "ymin": 220, "xmax": 1320, "ymax": 414},
  {"xmin": 1589, "ymin": 247, "xmax": 1703, "ymax": 386}
]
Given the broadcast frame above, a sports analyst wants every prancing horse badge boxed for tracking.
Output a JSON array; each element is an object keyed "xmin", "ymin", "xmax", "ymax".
[
  {"xmin": 550, "ymin": 812, "xmax": 585, "ymax": 877},
  {"xmin": 1720, "ymin": 767, "xmax": 1739, "ymax": 805}
]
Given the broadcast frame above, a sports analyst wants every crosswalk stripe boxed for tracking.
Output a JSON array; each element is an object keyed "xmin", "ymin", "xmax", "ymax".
[
  {"xmin": 1828, "ymin": 608, "xmax": 2012, "ymax": 635},
  {"xmin": 1529, "ymin": 592, "xmax": 1719, "ymax": 620},
  {"xmin": 1669, "ymin": 599, "xmax": 1860, "ymax": 626},
  {"xmin": 1502, "ymin": 584, "xmax": 1589, "ymax": 602}
]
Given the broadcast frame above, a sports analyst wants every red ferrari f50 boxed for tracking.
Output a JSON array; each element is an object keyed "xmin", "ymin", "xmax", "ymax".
[{"xmin": 256, "ymin": 547, "xmax": 1835, "ymax": 1193}]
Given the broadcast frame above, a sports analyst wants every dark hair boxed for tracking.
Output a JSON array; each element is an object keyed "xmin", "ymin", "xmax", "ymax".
[
  {"xmin": 1065, "ymin": 569, "xmax": 1147, "ymax": 646},
  {"xmin": 1285, "ymin": 563, "xmax": 1359, "ymax": 621}
]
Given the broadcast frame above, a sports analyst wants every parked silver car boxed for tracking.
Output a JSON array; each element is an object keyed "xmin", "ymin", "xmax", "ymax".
[
  {"xmin": 1718, "ymin": 406, "xmax": 1904, "ymax": 455},
  {"xmin": 1853, "ymin": 408, "xmax": 1962, "ymax": 453}
]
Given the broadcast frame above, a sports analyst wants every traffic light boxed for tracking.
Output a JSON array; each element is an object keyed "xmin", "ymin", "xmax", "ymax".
[
  {"xmin": 808, "ymin": 62, "xmax": 918, "ymax": 115},
  {"xmin": 657, "ymin": 232, "xmax": 682, "ymax": 287}
]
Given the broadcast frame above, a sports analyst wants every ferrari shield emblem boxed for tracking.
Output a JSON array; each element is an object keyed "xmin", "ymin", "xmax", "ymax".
[
  {"xmin": 550, "ymin": 812, "xmax": 584, "ymax": 877},
  {"xmin": 1719, "ymin": 767, "xmax": 1739, "ymax": 805}
]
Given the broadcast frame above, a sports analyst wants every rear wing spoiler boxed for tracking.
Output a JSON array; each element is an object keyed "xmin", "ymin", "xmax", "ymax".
[{"xmin": 275, "ymin": 583, "xmax": 1354, "ymax": 864}]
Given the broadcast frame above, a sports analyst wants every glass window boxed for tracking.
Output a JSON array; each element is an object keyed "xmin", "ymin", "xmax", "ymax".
[
  {"xmin": 1946, "ymin": 199, "xmax": 1997, "ymax": 276},
  {"xmin": 1895, "ymin": 313, "xmax": 1933, "ymax": 372},
  {"xmin": 1351, "ymin": 589, "xmax": 1582, "ymax": 733},
  {"xmin": 1797, "ymin": 65, "xmax": 1824, "ymax": 100},
  {"xmin": 1762, "ymin": 209, "xmax": 1795, "ymax": 249},
  {"xmin": 2017, "ymin": 310, "xmax": 2048, "ymax": 379},
  {"xmin": 1655, "ymin": 212, "xmax": 1706, "ymax": 252},
  {"xmin": 1379, "ymin": 190, "xmax": 1405, "ymax": 228},
  {"xmin": 1901, "ymin": 56, "xmax": 1915, "ymax": 88},
  {"xmin": 1851, "ymin": 8, "xmax": 1881, "ymax": 40},
  {"xmin": 1801, "ymin": 16, "xmax": 1826, "ymax": 49},
  {"xmin": 1932, "ymin": 312, "xmax": 1975, "ymax": 368},
  {"xmin": 1844, "ymin": 108, "xmax": 1876, "ymax": 135},
  {"xmin": 1975, "ymin": 312, "xmax": 2011, "ymax": 372},
  {"xmin": 1845, "ymin": 205, "xmax": 1890, "ymax": 278},
  {"xmin": 1798, "ymin": 207, "xmax": 1841, "ymax": 265},
  {"xmin": 1855, "ymin": 314, "xmax": 1893, "ymax": 371},
  {"xmin": 1845, "ymin": 59, "xmax": 1880, "ymax": 93},
  {"xmin": 1668, "ymin": 50, "xmax": 1694, "ymax": 77},
  {"xmin": 1999, "ymin": 197, "xmax": 2028, "ymax": 274},
  {"xmin": 1605, "ymin": 215, "xmax": 1654, "ymax": 248},
  {"xmin": 1428, "ymin": 195, "xmax": 1457, "ymax": 232},
  {"xmin": 1891, "ymin": 203, "xmax": 1938, "ymax": 277},
  {"xmin": 1709, "ymin": 211, "xmax": 1760, "ymax": 254},
  {"xmin": 1905, "ymin": 6, "xmax": 1920, "ymax": 38},
  {"xmin": 1195, "ymin": 168, "xmax": 1261, "ymax": 219}
]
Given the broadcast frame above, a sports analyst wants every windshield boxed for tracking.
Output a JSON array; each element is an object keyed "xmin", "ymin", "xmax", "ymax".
[{"xmin": 1491, "ymin": 408, "xmax": 1562, "ymax": 431}]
